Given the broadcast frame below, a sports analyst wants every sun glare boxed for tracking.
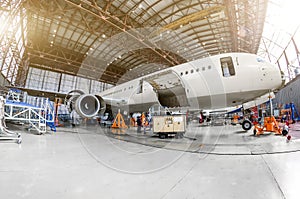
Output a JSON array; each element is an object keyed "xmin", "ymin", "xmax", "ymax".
[{"xmin": 267, "ymin": 0, "xmax": 300, "ymax": 33}]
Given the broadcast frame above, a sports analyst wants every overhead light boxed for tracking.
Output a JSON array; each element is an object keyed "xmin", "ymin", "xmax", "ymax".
[
  {"xmin": 138, "ymin": 4, "xmax": 143, "ymax": 9},
  {"xmin": 102, "ymin": 34, "xmax": 106, "ymax": 38}
]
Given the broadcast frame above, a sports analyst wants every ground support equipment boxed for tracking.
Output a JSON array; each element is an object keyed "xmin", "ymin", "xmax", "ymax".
[
  {"xmin": 253, "ymin": 116, "xmax": 288, "ymax": 136},
  {"xmin": 0, "ymin": 96, "xmax": 22, "ymax": 144}
]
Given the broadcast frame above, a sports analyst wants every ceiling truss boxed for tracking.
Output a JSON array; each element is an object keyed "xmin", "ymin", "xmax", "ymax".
[{"xmin": 0, "ymin": 0, "xmax": 268, "ymax": 86}]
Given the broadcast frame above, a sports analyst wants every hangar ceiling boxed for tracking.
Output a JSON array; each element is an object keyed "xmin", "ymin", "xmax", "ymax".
[{"xmin": 1, "ymin": 0, "xmax": 268, "ymax": 86}]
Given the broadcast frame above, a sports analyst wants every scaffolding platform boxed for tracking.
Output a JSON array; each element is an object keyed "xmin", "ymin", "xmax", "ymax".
[
  {"xmin": 4, "ymin": 98, "xmax": 55, "ymax": 135},
  {"xmin": 0, "ymin": 96, "xmax": 22, "ymax": 144}
]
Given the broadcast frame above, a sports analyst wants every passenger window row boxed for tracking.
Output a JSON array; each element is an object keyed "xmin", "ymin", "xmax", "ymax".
[
  {"xmin": 104, "ymin": 85, "xmax": 134, "ymax": 96},
  {"xmin": 180, "ymin": 65, "xmax": 211, "ymax": 76},
  {"xmin": 124, "ymin": 85, "xmax": 134, "ymax": 91}
]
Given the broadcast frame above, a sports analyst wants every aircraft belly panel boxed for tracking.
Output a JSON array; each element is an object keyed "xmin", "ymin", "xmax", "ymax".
[{"xmin": 192, "ymin": 89, "xmax": 271, "ymax": 109}]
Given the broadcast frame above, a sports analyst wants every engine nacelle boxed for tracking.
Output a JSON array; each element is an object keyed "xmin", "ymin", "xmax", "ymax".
[{"xmin": 74, "ymin": 94, "xmax": 106, "ymax": 118}]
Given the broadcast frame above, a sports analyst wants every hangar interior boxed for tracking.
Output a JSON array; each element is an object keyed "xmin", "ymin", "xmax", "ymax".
[{"xmin": 1, "ymin": 0, "xmax": 300, "ymax": 199}]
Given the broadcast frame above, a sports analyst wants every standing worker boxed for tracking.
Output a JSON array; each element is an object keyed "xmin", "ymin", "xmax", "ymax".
[{"xmin": 136, "ymin": 116, "xmax": 142, "ymax": 133}]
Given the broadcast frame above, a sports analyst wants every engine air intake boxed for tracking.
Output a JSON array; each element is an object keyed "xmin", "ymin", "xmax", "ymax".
[{"xmin": 74, "ymin": 94, "xmax": 100, "ymax": 118}]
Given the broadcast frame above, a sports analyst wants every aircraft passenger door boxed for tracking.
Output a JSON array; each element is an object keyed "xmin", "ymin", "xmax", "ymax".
[
  {"xmin": 220, "ymin": 57, "xmax": 235, "ymax": 77},
  {"xmin": 137, "ymin": 80, "xmax": 143, "ymax": 94}
]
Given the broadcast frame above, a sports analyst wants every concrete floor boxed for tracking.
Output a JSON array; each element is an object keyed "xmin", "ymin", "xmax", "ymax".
[{"xmin": 1, "ymin": 123, "xmax": 300, "ymax": 199}]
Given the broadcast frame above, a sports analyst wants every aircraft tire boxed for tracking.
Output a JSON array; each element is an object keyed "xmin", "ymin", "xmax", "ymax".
[
  {"xmin": 17, "ymin": 139, "xmax": 22, "ymax": 144},
  {"xmin": 159, "ymin": 133, "xmax": 167, "ymax": 139},
  {"xmin": 242, "ymin": 120, "xmax": 252, "ymax": 131},
  {"xmin": 282, "ymin": 130, "xmax": 288, "ymax": 136}
]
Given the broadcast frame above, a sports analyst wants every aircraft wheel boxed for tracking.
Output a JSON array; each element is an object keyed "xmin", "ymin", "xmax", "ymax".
[
  {"xmin": 159, "ymin": 133, "xmax": 167, "ymax": 139},
  {"xmin": 282, "ymin": 130, "xmax": 288, "ymax": 136},
  {"xmin": 242, "ymin": 120, "xmax": 252, "ymax": 131}
]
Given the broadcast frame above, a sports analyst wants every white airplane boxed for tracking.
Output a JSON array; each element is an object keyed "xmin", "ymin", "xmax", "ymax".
[{"xmin": 71, "ymin": 52, "xmax": 284, "ymax": 130}]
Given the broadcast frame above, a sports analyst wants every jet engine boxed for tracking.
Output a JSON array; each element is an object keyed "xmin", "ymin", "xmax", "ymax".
[{"xmin": 65, "ymin": 90, "xmax": 106, "ymax": 118}]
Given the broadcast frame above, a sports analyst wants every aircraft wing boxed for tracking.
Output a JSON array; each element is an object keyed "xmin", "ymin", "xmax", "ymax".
[
  {"xmin": 143, "ymin": 70, "xmax": 189, "ymax": 107},
  {"xmin": 6, "ymin": 86, "xmax": 67, "ymax": 101},
  {"xmin": 7, "ymin": 86, "xmax": 129, "ymax": 107}
]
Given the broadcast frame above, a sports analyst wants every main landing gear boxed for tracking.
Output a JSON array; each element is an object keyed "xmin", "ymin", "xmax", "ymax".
[{"xmin": 241, "ymin": 119, "xmax": 252, "ymax": 131}]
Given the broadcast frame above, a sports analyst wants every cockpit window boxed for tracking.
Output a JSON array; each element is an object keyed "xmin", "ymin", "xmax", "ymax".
[{"xmin": 220, "ymin": 56, "xmax": 235, "ymax": 77}]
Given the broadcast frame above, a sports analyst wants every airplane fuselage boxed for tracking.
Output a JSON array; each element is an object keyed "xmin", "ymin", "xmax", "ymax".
[{"xmin": 98, "ymin": 53, "xmax": 283, "ymax": 113}]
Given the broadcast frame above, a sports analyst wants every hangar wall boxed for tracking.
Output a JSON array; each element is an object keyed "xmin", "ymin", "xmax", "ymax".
[
  {"xmin": 25, "ymin": 67, "xmax": 113, "ymax": 94},
  {"xmin": 274, "ymin": 75, "xmax": 300, "ymax": 109}
]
